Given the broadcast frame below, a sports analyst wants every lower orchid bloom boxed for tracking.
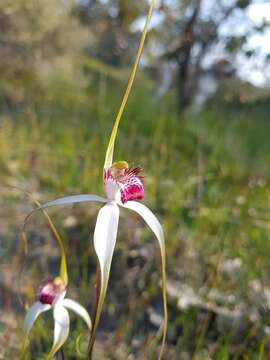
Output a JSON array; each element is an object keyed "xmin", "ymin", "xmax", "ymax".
[
  {"xmin": 24, "ymin": 277, "xmax": 91, "ymax": 359},
  {"xmin": 26, "ymin": 161, "xmax": 167, "ymax": 359}
]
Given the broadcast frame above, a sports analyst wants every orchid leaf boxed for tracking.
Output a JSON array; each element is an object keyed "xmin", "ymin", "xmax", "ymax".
[
  {"xmin": 104, "ymin": 0, "xmax": 156, "ymax": 170},
  {"xmin": 88, "ymin": 203, "xmax": 119, "ymax": 357},
  {"xmin": 122, "ymin": 200, "xmax": 167, "ymax": 359}
]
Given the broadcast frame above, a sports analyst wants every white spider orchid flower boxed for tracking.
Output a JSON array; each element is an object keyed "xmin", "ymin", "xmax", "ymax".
[
  {"xmin": 24, "ymin": 277, "xmax": 91, "ymax": 359},
  {"xmin": 26, "ymin": 161, "xmax": 167, "ymax": 359},
  {"xmin": 24, "ymin": 1, "xmax": 167, "ymax": 358}
]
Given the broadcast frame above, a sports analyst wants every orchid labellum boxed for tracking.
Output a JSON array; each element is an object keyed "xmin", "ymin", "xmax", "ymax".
[{"xmin": 24, "ymin": 0, "xmax": 167, "ymax": 358}]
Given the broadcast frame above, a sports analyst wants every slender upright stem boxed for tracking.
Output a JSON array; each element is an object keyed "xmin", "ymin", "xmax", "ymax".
[
  {"xmin": 159, "ymin": 251, "xmax": 167, "ymax": 360},
  {"xmin": 59, "ymin": 349, "xmax": 65, "ymax": 360}
]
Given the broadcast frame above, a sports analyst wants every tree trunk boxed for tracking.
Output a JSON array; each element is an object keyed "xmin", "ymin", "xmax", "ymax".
[{"xmin": 178, "ymin": 0, "xmax": 201, "ymax": 111}]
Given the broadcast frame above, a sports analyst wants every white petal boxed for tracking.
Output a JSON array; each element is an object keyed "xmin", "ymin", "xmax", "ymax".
[
  {"xmin": 38, "ymin": 194, "xmax": 107, "ymax": 209},
  {"xmin": 48, "ymin": 302, "xmax": 70, "ymax": 358},
  {"xmin": 23, "ymin": 302, "xmax": 51, "ymax": 335},
  {"xmin": 62, "ymin": 298, "xmax": 91, "ymax": 329},
  {"xmin": 121, "ymin": 200, "xmax": 167, "ymax": 359},
  {"xmin": 122, "ymin": 201, "xmax": 165, "ymax": 251},
  {"xmin": 94, "ymin": 203, "xmax": 119, "ymax": 271},
  {"xmin": 89, "ymin": 203, "xmax": 119, "ymax": 351}
]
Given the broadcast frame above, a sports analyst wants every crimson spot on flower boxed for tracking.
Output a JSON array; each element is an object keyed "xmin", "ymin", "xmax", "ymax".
[
  {"xmin": 39, "ymin": 277, "xmax": 66, "ymax": 305},
  {"xmin": 104, "ymin": 161, "xmax": 144, "ymax": 204}
]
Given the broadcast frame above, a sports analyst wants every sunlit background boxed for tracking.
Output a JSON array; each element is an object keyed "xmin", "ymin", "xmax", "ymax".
[{"xmin": 1, "ymin": 0, "xmax": 270, "ymax": 358}]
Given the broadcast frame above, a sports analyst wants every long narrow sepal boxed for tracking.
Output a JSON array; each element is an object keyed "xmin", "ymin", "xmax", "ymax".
[
  {"xmin": 122, "ymin": 201, "xmax": 167, "ymax": 360},
  {"xmin": 47, "ymin": 302, "xmax": 70, "ymax": 359},
  {"xmin": 42, "ymin": 214, "xmax": 68, "ymax": 285},
  {"xmin": 30, "ymin": 194, "xmax": 106, "ymax": 211},
  {"xmin": 23, "ymin": 194, "xmax": 106, "ymax": 284},
  {"xmin": 88, "ymin": 203, "xmax": 119, "ymax": 358},
  {"xmin": 18, "ymin": 189, "xmax": 70, "ymax": 285},
  {"xmin": 23, "ymin": 302, "xmax": 51, "ymax": 335},
  {"xmin": 7, "ymin": 186, "xmax": 69, "ymax": 286},
  {"xmin": 62, "ymin": 298, "xmax": 92, "ymax": 330},
  {"xmin": 103, "ymin": 0, "xmax": 156, "ymax": 170},
  {"xmin": 24, "ymin": 194, "xmax": 106, "ymax": 231}
]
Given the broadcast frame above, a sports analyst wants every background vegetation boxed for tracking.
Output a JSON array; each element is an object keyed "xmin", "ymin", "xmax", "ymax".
[{"xmin": 0, "ymin": 0, "xmax": 270, "ymax": 359}]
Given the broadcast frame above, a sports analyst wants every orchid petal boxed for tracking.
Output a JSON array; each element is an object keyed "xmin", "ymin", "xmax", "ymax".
[
  {"xmin": 23, "ymin": 302, "xmax": 51, "ymax": 335},
  {"xmin": 36, "ymin": 194, "xmax": 107, "ymax": 209},
  {"xmin": 62, "ymin": 298, "xmax": 91, "ymax": 329},
  {"xmin": 94, "ymin": 203, "xmax": 119, "ymax": 269},
  {"xmin": 23, "ymin": 194, "xmax": 105, "ymax": 286},
  {"xmin": 47, "ymin": 302, "xmax": 70, "ymax": 359},
  {"xmin": 122, "ymin": 201, "xmax": 167, "ymax": 359},
  {"xmin": 88, "ymin": 203, "xmax": 119, "ymax": 356}
]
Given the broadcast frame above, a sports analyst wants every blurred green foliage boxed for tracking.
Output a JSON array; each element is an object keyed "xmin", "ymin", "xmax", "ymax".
[
  {"xmin": 1, "ymin": 74, "xmax": 270, "ymax": 358},
  {"xmin": 0, "ymin": 0, "xmax": 89, "ymax": 105}
]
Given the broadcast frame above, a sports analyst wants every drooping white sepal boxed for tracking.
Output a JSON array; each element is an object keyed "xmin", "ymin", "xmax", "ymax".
[
  {"xmin": 90, "ymin": 203, "xmax": 120, "ymax": 350},
  {"xmin": 23, "ymin": 302, "xmax": 51, "ymax": 335},
  {"xmin": 48, "ymin": 302, "xmax": 70, "ymax": 358},
  {"xmin": 94, "ymin": 203, "xmax": 119, "ymax": 276},
  {"xmin": 122, "ymin": 201, "xmax": 165, "ymax": 252},
  {"xmin": 62, "ymin": 298, "xmax": 91, "ymax": 329},
  {"xmin": 121, "ymin": 200, "xmax": 167, "ymax": 360}
]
